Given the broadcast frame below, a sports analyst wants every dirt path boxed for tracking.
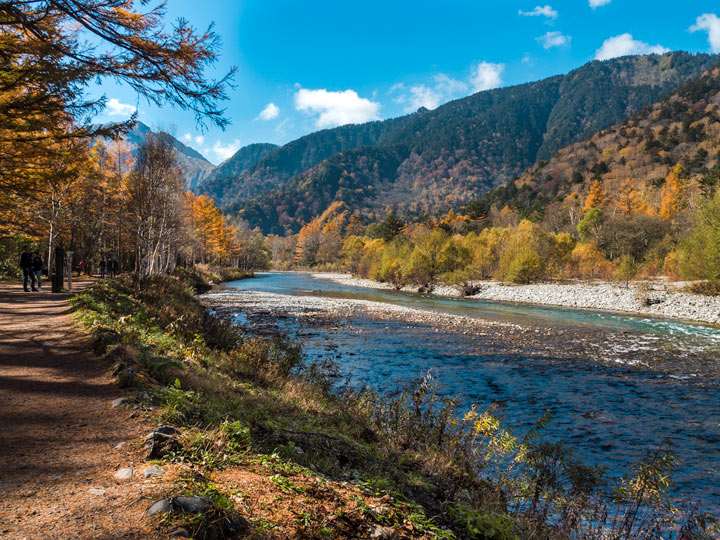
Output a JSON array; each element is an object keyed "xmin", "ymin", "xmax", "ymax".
[{"xmin": 0, "ymin": 280, "xmax": 166, "ymax": 539}]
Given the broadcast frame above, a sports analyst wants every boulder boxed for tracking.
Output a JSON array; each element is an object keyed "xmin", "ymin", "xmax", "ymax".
[
  {"xmin": 114, "ymin": 467, "xmax": 133, "ymax": 481},
  {"xmin": 145, "ymin": 496, "xmax": 213, "ymax": 517},
  {"xmin": 144, "ymin": 426, "xmax": 182, "ymax": 460},
  {"xmin": 143, "ymin": 465, "xmax": 165, "ymax": 479},
  {"xmin": 145, "ymin": 497, "xmax": 250, "ymax": 539}
]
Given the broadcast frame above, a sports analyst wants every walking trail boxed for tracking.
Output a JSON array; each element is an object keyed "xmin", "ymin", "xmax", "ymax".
[{"xmin": 0, "ymin": 280, "xmax": 169, "ymax": 539}]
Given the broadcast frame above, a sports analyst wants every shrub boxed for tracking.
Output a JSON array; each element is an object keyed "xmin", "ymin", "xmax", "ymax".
[
  {"xmin": 571, "ymin": 242, "xmax": 612, "ymax": 280},
  {"xmin": 684, "ymin": 281, "xmax": 720, "ymax": 296},
  {"xmin": 451, "ymin": 508, "xmax": 519, "ymax": 540},
  {"xmin": 498, "ymin": 249, "xmax": 543, "ymax": 284}
]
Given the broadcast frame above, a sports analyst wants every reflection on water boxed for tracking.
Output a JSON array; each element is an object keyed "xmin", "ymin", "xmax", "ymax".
[{"xmin": 223, "ymin": 272, "xmax": 720, "ymax": 513}]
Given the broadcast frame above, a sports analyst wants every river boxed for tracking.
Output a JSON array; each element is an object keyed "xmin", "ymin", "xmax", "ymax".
[{"xmin": 204, "ymin": 272, "xmax": 720, "ymax": 513}]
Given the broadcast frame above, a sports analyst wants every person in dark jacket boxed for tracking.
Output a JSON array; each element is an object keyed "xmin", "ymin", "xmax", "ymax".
[
  {"xmin": 19, "ymin": 246, "xmax": 36, "ymax": 292},
  {"xmin": 99, "ymin": 258, "xmax": 106, "ymax": 279},
  {"xmin": 32, "ymin": 252, "xmax": 44, "ymax": 291}
]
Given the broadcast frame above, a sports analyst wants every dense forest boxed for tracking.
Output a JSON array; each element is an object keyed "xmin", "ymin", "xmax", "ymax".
[{"xmin": 196, "ymin": 52, "xmax": 719, "ymax": 235}]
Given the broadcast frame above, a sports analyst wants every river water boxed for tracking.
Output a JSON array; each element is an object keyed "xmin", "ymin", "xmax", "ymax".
[{"xmin": 212, "ymin": 272, "xmax": 720, "ymax": 513}]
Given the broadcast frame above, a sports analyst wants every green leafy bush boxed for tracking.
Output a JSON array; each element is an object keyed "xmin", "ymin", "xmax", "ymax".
[{"xmin": 451, "ymin": 508, "xmax": 519, "ymax": 540}]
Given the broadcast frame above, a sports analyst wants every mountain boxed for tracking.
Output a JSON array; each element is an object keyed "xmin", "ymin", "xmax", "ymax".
[
  {"xmin": 463, "ymin": 65, "xmax": 720, "ymax": 226},
  {"xmin": 197, "ymin": 52, "xmax": 718, "ymax": 234},
  {"xmin": 120, "ymin": 122, "xmax": 215, "ymax": 189},
  {"xmin": 195, "ymin": 117, "xmax": 412, "ymax": 205},
  {"xmin": 197, "ymin": 142, "xmax": 278, "ymax": 194}
]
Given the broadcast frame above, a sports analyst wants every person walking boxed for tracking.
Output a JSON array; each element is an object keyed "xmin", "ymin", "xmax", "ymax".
[
  {"xmin": 32, "ymin": 252, "xmax": 44, "ymax": 291},
  {"xmin": 19, "ymin": 246, "xmax": 37, "ymax": 292},
  {"xmin": 99, "ymin": 258, "xmax": 106, "ymax": 279}
]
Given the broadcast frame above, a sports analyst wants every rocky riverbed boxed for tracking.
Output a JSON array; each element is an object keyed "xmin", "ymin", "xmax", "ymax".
[
  {"xmin": 311, "ymin": 273, "xmax": 720, "ymax": 326},
  {"xmin": 201, "ymin": 285, "xmax": 720, "ymax": 379},
  {"xmin": 201, "ymin": 272, "xmax": 720, "ymax": 513}
]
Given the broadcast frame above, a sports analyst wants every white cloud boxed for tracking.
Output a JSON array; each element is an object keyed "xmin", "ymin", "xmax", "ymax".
[
  {"xmin": 392, "ymin": 74, "xmax": 469, "ymax": 112},
  {"xmin": 589, "ymin": 0, "xmax": 611, "ymax": 8},
  {"xmin": 294, "ymin": 88, "xmax": 380, "ymax": 128},
  {"xmin": 106, "ymin": 98, "xmax": 136, "ymax": 117},
  {"xmin": 519, "ymin": 5, "xmax": 558, "ymax": 19},
  {"xmin": 537, "ymin": 31, "xmax": 571, "ymax": 49},
  {"xmin": 181, "ymin": 133, "xmax": 205, "ymax": 147},
  {"xmin": 392, "ymin": 63, "xmax": 504, "ymax": 111},
  {"xmin": 258, "ymin": 102, "xmax": 280, "ymax": 121},
  {"xmin": 690, "ymin": 13, "xmax": 720, "ymax": 53},
  {"xmin": 211, "ymin": 139, "xmax": 241, "ymax": 162},
  {"xmin": 595, "ymin": 33, "xmax": 669, "ymax": 61},
  {"xmin": 470, "ymin": 62, "xmax": 505, "ymax": 92}
]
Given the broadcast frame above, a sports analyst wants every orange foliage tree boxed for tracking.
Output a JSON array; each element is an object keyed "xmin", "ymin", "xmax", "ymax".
[
  {"xmin": 583, "ymin": 180, "xmax": 607, "ymax": 213},
  {"xmin": 659, "ymin": 164, "xmax": 687, "ymax": 220}
]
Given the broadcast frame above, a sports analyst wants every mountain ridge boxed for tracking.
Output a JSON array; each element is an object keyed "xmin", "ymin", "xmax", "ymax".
[{"xmin": 197, "ymin": 52, "xmax": 719, "ymax": 234}]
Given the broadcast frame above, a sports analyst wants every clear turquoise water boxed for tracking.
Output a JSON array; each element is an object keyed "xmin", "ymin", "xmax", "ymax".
[{"xmin": 225, "ymin": 272, "xmax": 720, "ymax": 513}]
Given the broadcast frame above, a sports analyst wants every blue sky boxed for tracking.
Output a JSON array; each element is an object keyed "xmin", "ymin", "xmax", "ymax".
[{"xmin": 93, "ymin": 1, "xmax": 720, "ymax": 164}]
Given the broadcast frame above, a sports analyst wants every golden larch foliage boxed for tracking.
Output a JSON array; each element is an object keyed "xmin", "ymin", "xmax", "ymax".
[{"xmin": 583, "ymin": 180, "xmax": 606, "ymax": 213}]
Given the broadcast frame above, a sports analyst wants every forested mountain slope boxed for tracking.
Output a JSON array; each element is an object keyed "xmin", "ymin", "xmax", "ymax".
[
  {"xmin": 196, "ymin": 116, "xmax": 413, "ymax": 205},
  {"xmin": 204, "ymin": 142, "xmax": 278, "ymax": 186},
  {"xmin": 202, "ymin": 52, "xmax": 717, "ymax": 234},
  {"xmin": 464, "ymin": 65, "xmax": 720, "ymax": 232}
]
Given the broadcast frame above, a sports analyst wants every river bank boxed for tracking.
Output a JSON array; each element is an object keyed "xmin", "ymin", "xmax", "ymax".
[
  {"xmin": 207, "ymin": 272, "xmax": 720, "ymax": 517},
  {"xmin": 310, "ymin": 273, "xmax": 720, "ymax": 326}
]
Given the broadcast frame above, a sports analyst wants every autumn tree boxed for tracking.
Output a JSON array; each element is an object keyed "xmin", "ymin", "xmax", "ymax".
[
  {"xmin": 583, "ymin": 180, "xmax": 606, "ymax": 213},
  {"xmin": 659, "ymin": 164, "xmax": 687, "ymax": 220},
  {"xmin": 126, "ymin": 133, "xmax": 186, "ymax": 282},
  {"xmin": 678, "ymin": 189, "xmax": 720, "ymax": 281},
  {"xmin": 614, "ymin": 178, "xmax": 647, "ymax": 216},
  {"xmin": 186, "ymin": 192, "xmax": 227, "ymax": 263},
  {"xmin": 0, "ymin": 0, "xmax": 234, "ymax": 234}
]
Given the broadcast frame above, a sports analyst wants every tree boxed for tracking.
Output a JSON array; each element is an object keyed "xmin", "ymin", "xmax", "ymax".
[
  {"xmin": 614, "ymin": 256, "xmax": 638, "ymax": 287},
  {"xmin": 659, "ymin": 164, "xmax": 687, "ymax": 220},
  {"xmin": 678, "ymin": 189, "xmax": 720, "ymax": 281},
  {"xmin": 614, "ymin": 178, "xmax": 647, "ymax": 216},
  {"xmin": 577, "ymin": 208, "xmax": 604, "ymax": 242},
  {"xmin": 0, "ymin": 0, "xmax": 234, "ymax": 220},
  {"xmin": 126, "ymin": 133, "xmax": 186, "ymax": 282},
  {"xmin": 583, "ymin": 180, "xmax": 606, "ymax": 213},
  {"xmin": 0, "ymin": 1, "xmax": 234, "ymax": 129},
  {"xmin": 377, "ymin": 213, "xmax": 406, "ymax": 241}
]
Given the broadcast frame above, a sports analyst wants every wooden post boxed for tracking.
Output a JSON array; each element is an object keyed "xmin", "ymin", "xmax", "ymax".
[{"xmin": 66, "ymin": 251, "xmax": 73, "ymax": 291}]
